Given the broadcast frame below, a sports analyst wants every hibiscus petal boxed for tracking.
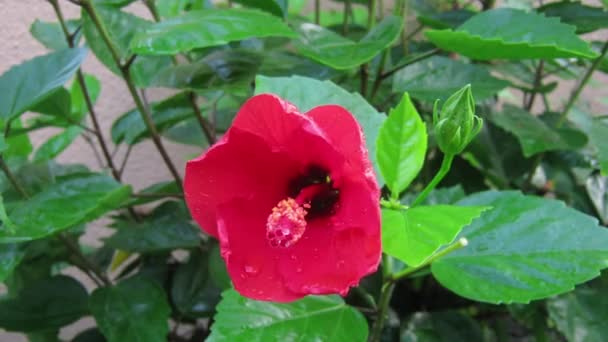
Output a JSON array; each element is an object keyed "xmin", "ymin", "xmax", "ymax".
[
  {"xmin": 217, "ymin": 198, "xmax": 302, "ymax": 302},
  {"xmin": 278, "ymin": 221, "xmax": 381, "ymax": 296},
  {"xmin": 184, "ymin": 129, "xmax": 298, "ymax": 237},
  {"xmin": 233, "ymin": 94, "xmax": 344, "ymax": 176}
]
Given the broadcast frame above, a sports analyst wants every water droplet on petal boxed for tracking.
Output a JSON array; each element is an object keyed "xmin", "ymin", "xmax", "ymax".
[
  {"xmin": 244, "ymin": 265, "xmax": 259, "ymax": 276},
  {"xmin": 296, "ymin": 267, "xmax": 303, "ymax": 273}
]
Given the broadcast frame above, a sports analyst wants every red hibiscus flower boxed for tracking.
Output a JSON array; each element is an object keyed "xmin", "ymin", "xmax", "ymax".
[{"xmin": 184, "ymin": 94, "xmax": 381, "ymax": 302}]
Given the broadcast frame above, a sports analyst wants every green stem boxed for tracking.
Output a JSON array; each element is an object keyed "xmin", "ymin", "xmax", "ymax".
[
  {"xmin": 142, "ymin": 1, "xmax": 216, "ymax": 145},
  {"xmin": 369, "ymin": 238, "xmax": 468, "ymax": 342},
  {"xmin": 390, "ymin": 237, "xmax": 468, "ymax": 281},
  {"xmin": 57, "ymin": 233, "xmax": 112, "ymax": 286},
  {"xmin": 370, "ymin": 50, "xmax": 389, "ymax": 100},
  {"xmin": 368, "ymin": 0, "xmax": 377, "ymax": 29},
  {"xmin": 557, "ymin": 40, "xmax": 608, "ymax": 127},
  {"xmin": 368, "ymin": 282, "xmax": 395, "ymax": 342},
  {"xmin": 523, "ymin": 40, "xmax": 608, "ymax": 190},
  {"xmin": 315, "ymin": 0, "xmax": 320, "ymax": 25},
  {"xmin": 50, "ymin": 0, "xmax": 120, "ymax": 179},
  {"xmin": 412, "ymin": 154, "xmax": 454, "ymax": 206},
  {"xmin": 525, "ymin": 60, "xmax": 544, "ymax": 111},
  {"xmin": 0, "ymin": 155, "xmax": 29, "ymax": 198},
  {"xmin": 342, "ymin": 0, "xmax": 351, "ymax": 35},
  {"xmin": 380, "ymin": 48, "xmax": 439, "ymax": 80},
  {"xmin": 82, "ymin": 0, "xmax": 183, "ymax": 189}
]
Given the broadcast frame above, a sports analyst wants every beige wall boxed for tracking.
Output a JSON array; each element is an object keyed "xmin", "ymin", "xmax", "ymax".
[
  {"xmin": 1, "ymin": 0, "xmax": 201, "ymax": 192},
  {"xmin": 0, "ymin": 0, "xmax": 606, "ymax": 340}
]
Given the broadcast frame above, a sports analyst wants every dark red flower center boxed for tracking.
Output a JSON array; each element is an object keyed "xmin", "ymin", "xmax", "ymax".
[{"xmin": 266, "ymin": 166, "xmax": 339, "ymax": 248}]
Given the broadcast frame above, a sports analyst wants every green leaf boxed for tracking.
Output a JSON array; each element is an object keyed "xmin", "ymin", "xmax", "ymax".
[
  {"xmin": 376, "ymin": 93, "xmax": 426, "ymax": 195},
  {"xmin": 73, "ymin": 328, "xmax": 106, "ymax": 342},
  {"xmin": 488, "ymin": 105, "xmax": 586, "ymax": 157},
  {"xmin": 0, "ymin": 275, "xmax": 88, "ymax": 332},
  {"xmin": 255, "ymin": 75, "xmax": 386, "ymax": 185},
  {"xmin": 29, "ymin": 87, "xmax": 71, "ymax": 118},
  {"xmin": 111, "ymin": 92, "xmax": 194, "ymax": 145},
  {"xmin": 171, "ymin": 250, "xmax": 220, "ymax": 318},
  {"xmin": 129, "ymin": 9, "xmax": 296, "ymax": 55},
  {"xmin": 151, "ymin": 49, "xmax": 262, "ymax": 90},
  {"xmin": 382, "ymin": 205, "xmax": 488, "ymax": 267},
  {"xmin": 547, "ymin": 283, "xmax": 608, "ymax": 342},
  {"xmin": 425, "ymin": 8, "xmax": 599, "ymax": 60},
  {"xmin": 208, "ymin": 241, "xmax": 231, "ymax": 290},
  {"xmin": 0, "ymin": 48, "xmax": 87, "ymax": 120},
  {"xmin": 30, "ymin": 19, "xmax": 82, "ymax": 51},
  {"xmin": 539, "ymin": 1, "xmax": 608, "ymax": 34},
  {"xmin": 71, "ymin": 73, "xmax": 101, "ymax": 121},
  {"xmin": 392, "ymin": 56, "xmax": 509, "ymax": 101},
  {"xmin": 294, "ymin": 15, "xmax": 402, "ymax": 70},
  {"xmin": 0, "ymin": 244, "xmax": 23, "ymax": 283},
  {"xmin": 401, "ymin": 311, "xmax": 484, "ymax": 342},
  {"xmin": 33, "ymin": 126, "xmax": 82, "ymax": 162},
  {"xmin": 232, "ymin": 0, "xmax": 286, "ymax": 17},
  {"xmin": 156, "ymin": 0, "xmax": 209, "ymax": 18},
  {"xmin": 590, "ymin": 121, "xmax": 608, "ymax": 175},
  {"xmin": 431, "ymin": 191, "xmax": 608, "ymax": 304},
  {"xmin": 122, "ymin": 181, "xmax": 180, "ymax": 207},
  {"xmin": 417, "ymin": 9, "xmax": 476, "ymax": 29},
  {"xmin": 105, "ymin": 202, "xmax": 200, "ymax": 253},
  {"xmin": 82, "ymin": 6, "xmax": 171, "ymax": 87},
  {"xmin": 208, "ymin": 289, "xmax": 368, "ymax": 341},
  {"xmin": 90, "ymin": 275, "xmax": 171, "ymax": 342},
  {"xmin": 0, "ymin": 173, "xmax": 131, "ymax": 243}
]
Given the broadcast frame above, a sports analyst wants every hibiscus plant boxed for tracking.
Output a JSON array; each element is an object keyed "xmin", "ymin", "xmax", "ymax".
[{"xmin": 2, "ymin": 0, "xmax": 608, "ymax": 341}]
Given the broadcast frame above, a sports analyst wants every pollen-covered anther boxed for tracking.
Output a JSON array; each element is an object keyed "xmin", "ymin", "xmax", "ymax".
[{"xmin": 266, "ymin": 198, "xmax": 309, "ymax": 248}]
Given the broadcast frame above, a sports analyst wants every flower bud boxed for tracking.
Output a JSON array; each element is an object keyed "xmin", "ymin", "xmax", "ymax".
[{"xmin": 433, "ymin": 84, "xmax": 483, "ymax": 155}]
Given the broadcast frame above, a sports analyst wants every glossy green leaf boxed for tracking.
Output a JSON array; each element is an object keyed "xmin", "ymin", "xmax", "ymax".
[
  {"xmin": 294, "ymin": 15, "xmax": 402, "ymax": 70},
  {"xmin": 590, "ymin": 121, "xmax": 608, "ymax": 175},
  {"xmin": 156, "ymin": 0, "xmax": 209, "ymax": 18},
  {"xmin": 30, "ymin": 19, "xmax": 82, "ymax": 51},
  {"xmin": 489, "ymin": 105, "xmax": 586, "ymax": 157},
  {"xmin": 122, "ymin": 181, "xmax": 180, "ymax": 207},
  {"xmin": 151, "ymin": 49, "xmax": 262, "ymax": 90},
  {"xmin": 171, "ymin": 250, "xmax": 220, "ymax": 318},
  {"xmin": 33, "ymin": 126, "xmax": 82, "ymax": 162},
  {"xmin": 547, "ymin": 283, "xmax": 608, "ymax": 342},
  {"xmin": 29, "ymin": 87, "xmax": 71, "ymax": 117},
  {"xmin": 0, "ymin": 48, "xmax": 87, "ymax": 120},
  {"xmin": 208, "ymin": 289, "xmax": 368, "ymax": 341},
  {"xmin": 0, "ymin": 275, "xmax": 88, "ymax": 332},
  {"xmin": 539, "ymin": 1, "xmax": 608, "ymax": 34},
  {"xmin": 208, "ymin": 241, "xmax": 231, "ymax": 290},
  {"xmin": 255, "ymin": 75, "xmax": 386, "ymax": 185},
  {"xmin": 90, "ymin": 275, "xmax": 171, "ymax": 342},
  {"xmin": 111, "ymin": 92, "xmax": 194, "ymax": 145},
  {"xmin": 130, "ymin": 9, "xmax": 296, "ymax": 55},
  {"xmin": 392, "ymin": 56, "xmax": 509, "ymax": 101},
  {"xmin": 232, "ymin": 0, "xmax": 286, "ymax": 16},
  {"xmin": 382, "ymin": 205, "xmax": 488, "ymax": 267},
  {"xmin": 71, "ymin": 73, "xmax": 101, "ymax": 121},
  {"xmin": 401, "ymin": 311, "xmax": 484, "ymax": 342},
  {"xmin": 0, "ymin": 244, "xmax": 23, "ymax": 282},
  {"xmin": 0, "ymin": 173, "xmax": 131, "ymax": 243},
  {"xmin": 377, "ymin": 93, "xmax": 426, "ymax": 195},
  {"xmin": 426, "ymin": 8, "xmax": 599, "ymax": 60},
  {"xmin": 82, "ymin": 6, "xmax": 171, "ymax": 87},
  {"xmin": 417, "ymin": 9, "xmax": 476, "ymax": 29},
  {"xmin": 431, "ymin": 191, "xmax": 608, "ymax": 304},
  {"xmin": 105, "ymin": 202, "xmax": 200, "ymax": 253}
]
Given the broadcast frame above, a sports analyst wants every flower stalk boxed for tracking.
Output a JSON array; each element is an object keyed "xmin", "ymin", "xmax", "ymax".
[{"xmin": 80, "ymin": 0, "xmax": 183, "ymax": 188}]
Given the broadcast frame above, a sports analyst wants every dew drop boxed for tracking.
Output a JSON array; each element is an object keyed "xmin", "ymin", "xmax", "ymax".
[
  {"xmin": 337, "ymin": 260, "xmax": 345, "ymax": 268},
  {"xmin": 296, "ymin": 267, "xmax": 303, "ymax": 273},
  {"xmin": 244, "ymin": 265, "xmax": 259, "ymax": 276}
]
